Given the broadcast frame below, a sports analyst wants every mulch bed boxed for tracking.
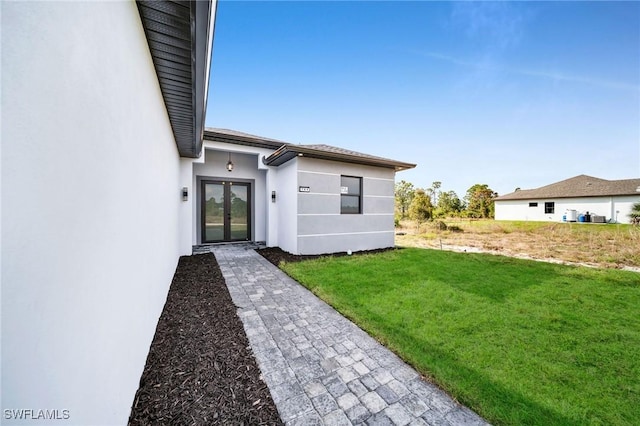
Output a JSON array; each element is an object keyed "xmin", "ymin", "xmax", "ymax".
[
  {"xmin": 257, "ymin": 246, "xmax": 398, "ymax": 267},
  {"xmin": 128, "ymin": 253, "xmax": 282, "ymax": 426}
]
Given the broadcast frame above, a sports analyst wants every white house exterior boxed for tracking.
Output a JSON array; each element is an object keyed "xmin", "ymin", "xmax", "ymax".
[
  {"xmin": 194, "ymin": 129, "xmax": 415, "ymax": 255},
  {"xmin": 495, "ymin": 175, "xmax": 640, "ymax": 224},
  {"xmin": 3, "ymin": 1, "xmax": 215, "ymax": 424},
  {"xmin": 2, "ymin": 1, "xmax": 414, "ymax": 424}
]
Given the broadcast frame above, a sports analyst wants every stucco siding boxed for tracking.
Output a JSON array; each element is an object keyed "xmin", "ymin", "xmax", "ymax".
[
  {"xmin": 2, "ymin": 2, "xmax": 184, "ymax": 424},
  {"xmin": 298, "ymin": 214, "xmax": 393, "ymax": 235},
  {"xmin": 298, "ymin": 193, "xmax": 341, "ymax": 215},
  {"xmin": 364, "ymin": 196, "xmax": 395, "ymax": 213},
  {"xmin": 364, "ymin": 176, "xmax": 395, "ymax": 196},
  {"xmin": 295, "ymin": 158, "xmax": 396, "ymax": 254},
  {"xmin": 276, "ymin": 160, "xmax": 299, "ymax": 253},
  {"xmin": 298, "ymin": 170, "xmax": 341, "ymax": 194},
  {"xmin": 607, "ymin": 196, "xmax": 639, "ymax": 224},
  {"xmin": 299, "ymin": 157, "xmax": 395, "ymax": 179},
  {"xmin": 298, "ymin": 232, "xmax": 395, "ymax": 255}
]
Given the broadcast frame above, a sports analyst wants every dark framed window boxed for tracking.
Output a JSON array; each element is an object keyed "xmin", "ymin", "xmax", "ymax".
[
  {"xmin": 544, "ymin": 202, "xmax": 555, "ymax": 214},
  {"xmin": 529, "ymin": 202, "xmax": 538, "ymax": 207},
  {"xmin": 340, "ymin": 176, "xmax": 362, "ymax": 214}
]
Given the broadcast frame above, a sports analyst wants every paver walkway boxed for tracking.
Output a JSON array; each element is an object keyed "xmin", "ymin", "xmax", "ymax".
[{"xmin": 210, "ymin": 244, "xmax": 489, "ymax": 426}]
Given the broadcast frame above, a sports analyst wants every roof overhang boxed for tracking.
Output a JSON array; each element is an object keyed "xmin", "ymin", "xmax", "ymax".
[
  {"xmin": 203, "ymin": 128, "xmax": 286, "ymax": 150},
  {"xmin": 263, "ymin": 144, "xmax": 416, "ymax": 172},
  {"xmin": 203, "ymin": 128, "xmax": 416, "ymax": 172},
  {"xmin": 137, "ymin": 0, "xmax": 216, "ymax": 158}
]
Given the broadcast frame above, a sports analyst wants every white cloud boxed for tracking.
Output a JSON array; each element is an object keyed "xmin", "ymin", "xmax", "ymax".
[
  {"xmin": 450, "ymin": 1, "xmax": 528, "ymax": 50},
  {"xmin": 417, "ymin": 51, "xmax": 640, "ymax": 92}
]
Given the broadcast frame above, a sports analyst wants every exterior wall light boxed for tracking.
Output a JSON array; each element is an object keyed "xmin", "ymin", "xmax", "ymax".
[
  {"xmin": 181, "ymin": 187, "xmax": 188, "ymax": 201},
  {"xmin": 271, "ymin": 190, "xmax": 276, "ymax": 203},
  {"xmin": 226, "ymin": 152, "xmax": 234, "ymax": 172}
]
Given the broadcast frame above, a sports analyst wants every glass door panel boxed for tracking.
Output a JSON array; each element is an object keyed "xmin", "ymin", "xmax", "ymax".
[
  {"xmin": 203, "ymin": 182, "xmax": 224, "ymax": 242},
  {"xmin": 229, "ymin": 183, "xmax": 249, "ymax": 241}
]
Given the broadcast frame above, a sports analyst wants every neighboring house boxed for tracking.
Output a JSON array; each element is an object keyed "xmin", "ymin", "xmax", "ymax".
[
  {"xmin": 195, "ymin": 129, "xmax": 415, "ymax": 254},
  {"xmin": 494, "ymin": 175, "xmax": 640, "ymax": 224},
  {"xmin": 2, "ymin": 1, "xmax": 414, "ymax": 424}
]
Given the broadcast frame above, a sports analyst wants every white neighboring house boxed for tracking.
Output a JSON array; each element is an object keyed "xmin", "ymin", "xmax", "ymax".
[
  {"xmin": 2, "ymin": 1, "xmax": 414, "ymax": 424},
  {"xmin": 494, "ymin": 175, "xmax": 640, "ymax": 224}
]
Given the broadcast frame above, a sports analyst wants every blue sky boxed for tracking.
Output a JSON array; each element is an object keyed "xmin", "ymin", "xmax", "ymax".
[{"xmin": 207, "ymin": 1, "xmax": 640, "ymax": 198}]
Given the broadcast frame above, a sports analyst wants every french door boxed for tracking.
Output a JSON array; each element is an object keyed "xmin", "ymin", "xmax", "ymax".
[{"xmin": 201, "ymin": 180, "xmax": 251, "ymax": 243}]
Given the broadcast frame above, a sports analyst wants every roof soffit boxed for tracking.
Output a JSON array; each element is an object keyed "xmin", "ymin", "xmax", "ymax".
[
  {"xmin": 137, "ymin": 0, "xmax": 215, "ymax": 158},
  {"xmin": 263, "ymin": 144, "xmax": 416, "ymax": 171}
]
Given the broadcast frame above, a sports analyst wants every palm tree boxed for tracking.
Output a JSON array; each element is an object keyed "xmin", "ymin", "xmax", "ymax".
[{"xmin": 630, "ymin": 202, "xmax": 640, "ymax": 225}]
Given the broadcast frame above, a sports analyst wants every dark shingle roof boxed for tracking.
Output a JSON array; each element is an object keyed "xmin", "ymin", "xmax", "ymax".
[
  {"xmin": 263, "ymin": 143, "xmax": 416, "ymax": 171},
  {"xmin": 203, "ymin": 128, "xmax": 416, "ymax": 171},
  {"xmin": 137, "ymin": 0, "xmax": 215, "ymax": 158},
  {"xmin": 300, "ymin": 144, "xmax": 402, "ymax": 162},
  {"xmin": 495, "ymin": 175, "xmax": 640, "ymax": 201}
]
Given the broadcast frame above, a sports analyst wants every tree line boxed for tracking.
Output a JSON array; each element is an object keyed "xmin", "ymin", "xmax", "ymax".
[{"xmin": 395, "ymin": 180, "xmax": 498, "ymax": 224}]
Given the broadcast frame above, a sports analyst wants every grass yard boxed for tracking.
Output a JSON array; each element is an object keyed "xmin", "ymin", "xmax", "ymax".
[{"xmin": 281, "ymin": 248, "xmax": 640, "ymax": 425}]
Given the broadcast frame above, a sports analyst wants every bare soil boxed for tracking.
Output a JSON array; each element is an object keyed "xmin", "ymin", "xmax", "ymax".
[
  {"xmin": 257, "ymin": 246, "xmax": 397, "ymax": 267},
  {"xmin": 395, "ymin": 219, "xmax": 640, "ymax": 271},
  {"xmin": 129, "ymin": 253, "xmax": 282, "ymax": 426}
]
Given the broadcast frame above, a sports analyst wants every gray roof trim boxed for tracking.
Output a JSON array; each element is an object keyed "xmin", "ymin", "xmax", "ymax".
[
  {"xmin": 137, "ymin": 0, "xmax": 216, "ymax": 158},
  {"xmin": 203, "ymin": 128, "xmax": 287, "ymax": 150},
  {"xmin": 264, "ymin": 144, "xmax": 416, "ymax": 171},
  {"xmin": 495, "ymin": 174, "xmax": 640, "ymax": 201}
]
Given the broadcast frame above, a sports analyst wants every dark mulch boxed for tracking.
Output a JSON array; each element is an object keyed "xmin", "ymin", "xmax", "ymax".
[
  {"xmin": 128, "ymin": 253, "xmax": 282, "ymax": 426},
  {"xmin": 257, "ymin": 246, "xmax": 398, "ymax": 267}
]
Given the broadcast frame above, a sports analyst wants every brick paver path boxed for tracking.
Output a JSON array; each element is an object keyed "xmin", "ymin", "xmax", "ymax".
[{"xmin": 211, "ymin": 245, "xmax": 489, "ymax": 426}]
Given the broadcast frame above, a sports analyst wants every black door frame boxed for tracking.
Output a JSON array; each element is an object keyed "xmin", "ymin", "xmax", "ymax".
[{"xmin": 201, "ymin": 180, "xmax": 252, "ymax": 243}]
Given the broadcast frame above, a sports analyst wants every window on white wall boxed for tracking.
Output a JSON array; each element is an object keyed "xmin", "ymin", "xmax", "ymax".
[
  {"xmin": 545, "ymin": 202, "xmax": 555, "ymax": 214},
  {"xmin": 529, "ymin": 202, "xmax": 538, "ymax": 207},
  {"xmin": 340, "ymin": 176, "xmax": 362, "ymax": 214}
]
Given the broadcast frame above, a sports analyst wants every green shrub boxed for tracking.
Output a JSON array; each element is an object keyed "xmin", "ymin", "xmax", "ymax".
[
  {"xmin": 433, "ymin": 220, "xmax": 448, "ymax": 231},
  {"xmin": 448, "ymin": 225, "xmax": 463, "ymax": 233}
]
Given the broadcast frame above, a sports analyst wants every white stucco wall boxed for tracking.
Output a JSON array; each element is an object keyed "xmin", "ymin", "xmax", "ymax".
[
  {"xmin": 495, "ymin": 195, "xmax": 639, "ymax": 224},
  {"xmin": 275, "ymin": 160, "xmax": 299, "ymax": 253},
  {"xmin": 2, "ymin": 2, "xmax": 185, "ymax": 424},
  {"xmin": 266, "ymin": 162, "xmax": 279, "ymax": 248},
  {"xmin": 180, "ymin": 158, "xmax": 198, "ymax": 253}
]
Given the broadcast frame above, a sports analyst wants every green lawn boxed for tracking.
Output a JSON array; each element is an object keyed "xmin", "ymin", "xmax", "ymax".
[{"xmin": 281, "ymin": 248, "xmax": 640, "ymax": 425}]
